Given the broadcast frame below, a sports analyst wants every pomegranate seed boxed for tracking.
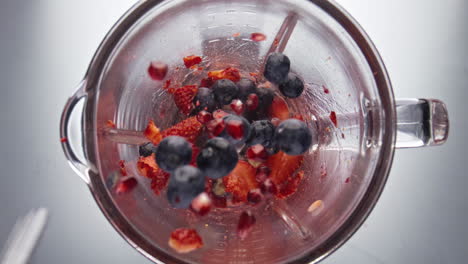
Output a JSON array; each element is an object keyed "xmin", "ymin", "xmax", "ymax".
[
  {"xmin": 271, "ymin": 118, "xmax": 281, "ymax": 127},
  {"xmin": 330, "ymin": 111, "xmax": 338, "ymax": 127},
  {"xmin": 250, "ymin": 33, "xmax": 267, "ymax": 42},
  {"xmin": 183, "ymin": 55, "xmax": 202, "ymax": 68},
  {"xmin": 213, "ymin": 109, "xmax": 229, "ymax": 119},
  {"xmin": 256, "ymin": 166, "xmax": 271, "ymax": 183},
  {"xmin": 237, "ymin": 211, "xmax": 256, "ymax": 240},
  {"xmin": 246, "ymin": 144, "xmax": 268, "ymax": 162},
  {"xmin": 246, "ymin": 93, "xmax": 259, "ymax": 111},
  {"xmin": 60, "ymin": 137, "xmax": 67, "ymax": 143},
  {"xmin": 116, "ymin": 177, "xmax": 138, "ymax": 194},
  {"xmin": 247, "ymin": 189, "xmax": 263, "ymax": 205},
  {"xmin": 191, "ymin": 192, "xmax": 212, "ymax": 216},
  {"xmin": 323, "ymin": 85, "xmax": 330, "ymax": 94},
  {"xmin": 197, "ymin": 110, "xmax": 213, "ymax": 124},
  {"xmin": 226, "ymin": 120, "xmax": 244, "ymax": 140},
  {"xmin": 207, "ymin": 119, "xmax": 225, "ymax": 137},
  {"xmin": 345, "ymin": 177, "xmax": 350, "ymax": 183},
  {"xmin": 260, "ymin": 178, "xmax": 278, "ymax": 195},
  {"xmin": 230, "ymin": 99, "xmax": 245, "ymax": 115},
  {"xmin": 148, "ymin": 61, "xmax": 168, "ymax": 81}
]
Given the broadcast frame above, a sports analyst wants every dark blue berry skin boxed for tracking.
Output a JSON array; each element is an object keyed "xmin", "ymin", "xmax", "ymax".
[
  {"xmin": 213, "ymin": 79, "xmax": 239, "ymax": 105},
  {"xmin": 274, "ymin": 119, "xmax": 312, "ymax": 155},
  {"xmin": 256, "ymin": 87, "xmax": 274, "ymax": 110},
  {"xmin": 221, "ymin": 115, "xmax": 251, "ymax": 145},
  {"xmin": 155, "ymin": 136, "xmax": 192, "ymax": 172},
  {"xmin": 193, "ymin": 87, "xmax": 217, "ymax": 112},
  {"xmin": 264, "ymin": 52, "xmax": 290, "ymax": 84},
  {"xmin": 246, "ymin": 120, "xmax": 275, "ymax": 147},
  {"xmin": 167, "ymin": 165, "xmax": 205, "ymax": 208},
  {"xmin": 279, "ymin": 73, "xmax": 304, "ymax": 98},
  {"xmin": 236, "ymin": 78, "xmax": 257, "ymax": 100},
  {"xmin": 197, "ymin": 137, "xmax": 238, "ymax": 179},
  {"xmin": 139, "ymin": 142, "xmax": 157, "ymax": 157}
]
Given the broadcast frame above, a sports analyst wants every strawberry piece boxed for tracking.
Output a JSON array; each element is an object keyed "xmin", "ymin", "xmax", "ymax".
[
  {"xmin": 161, "ymin": 116, "xmax": 203, "ymax": 144},
  {"xmin": 169, "ymin": 228, "xmax": 203, "ymax": 254},
  {"xmin": 276, "ymin": 170, "xmax": 304, "ymax": 199},
  {"xmin": 208, "ymin": 67, "xmax": 241, "ymax": 82},
  {"xmin": 173, "ymin": 85, "xmax": 198, "ymax": 115},
  {"xmin": 183, "ymin": 55, "xmax": 202, "ymax": 68},
  {"xmin": 106, "ymin": 120, "xmax": 116, "ymax": 128},
  {"xmin": 223, "ymin": 161, "xmax": 259, "ymax": 202},
  {"xmin": 144, "ymin": 120, "xmax": 163, "ymax": 145},
  {"xmin": 268, "ymin": 96, "xmax": 290, "ymax": 120},
  {"xmin": 266, "ymin": 151, "xmax": 304, "ymax": 198},
  {"xmin": 137, "ymin": 154, "xmax": 170, "ymax": 195}
]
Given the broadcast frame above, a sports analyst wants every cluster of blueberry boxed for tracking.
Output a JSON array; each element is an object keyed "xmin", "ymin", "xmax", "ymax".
[{"xmin": 140, "ymin": 52, "xmax": 312, "ymax": 209}]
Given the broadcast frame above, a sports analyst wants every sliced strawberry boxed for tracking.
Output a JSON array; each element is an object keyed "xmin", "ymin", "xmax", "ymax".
[
  {"xmin": 161, "ymin": 116, "xmax": 203, "ymax": 144},
  {"xmin": 266, "ymin": 151, "xmax": 303, "ymax": 199},
  {"xmin": 183, "ymin": 55, "xmax": 202, "ymax": 68},
  {"xmin": 223, "ymin": 161, "xmax": 259, "ymax": 202},
  {"xmin": 208, "ymin": 67, "xmax": 241, "ymax": 82},
  {"xmin": 173, "ymin": 85, "xmax": 198, "ymax": 115},
  {"xmin": 268, "ymin": 96, "xmax": 290, "ymax": 120},
  {"xmin": 169, "ymin": 228, "xmax": 203, "ymax": 254},
  {"xmin": 276, "ymin": 170, "xmax": 304, "ymax": 199},
  {"xmin": 150, "ymin": 170, "xmax": 170, "ymax": 195},
  {"xmin": 144, "ymin": 120, "xmax": 163, "ymax": 145},
  {"xmin": 106, "ymin": 120, "xmax": 116, "ymax": 128},
  {"xmin": 137, "ymin": 154, "xmax": 170, "ymax": 195}
]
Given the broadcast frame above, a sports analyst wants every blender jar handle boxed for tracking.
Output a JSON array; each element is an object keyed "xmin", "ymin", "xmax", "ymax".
[
  {"xmin": 60, "ymin": 80, "xmax": 91, "ymax": 184},
  {"xmin": 395, "ymin": 98, "xmax": 449, "ymax": 148}
]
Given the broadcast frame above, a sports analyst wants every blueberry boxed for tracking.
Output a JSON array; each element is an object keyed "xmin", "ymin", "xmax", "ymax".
[
  {"xmin": 221, "ymin": 115, "xmax": 251, "ymax": 145},
  {"xmin": 236, "ymin": 78, "xmax": 257, "ymax": 100},
  {"xmin": 264, "ymin": 52, "xmax": 290, "ymax": 84},
  {"xmin": 155, "ymin": 136, "xmax": 192, "ymax": 172},
  {"xmin": 274, "ymin": 119, "xmax": 312, "ymax": 155},
  {"xmin": 139, "ymin": 142, "xmax": 157, "ymax": 157},
  {"xmin": 197, "ymin": 137, "xmax": 238, "ymax": 179},
  {"xmin": 279, "ymin": 73, "xmax": 304, "ymax": 98},
  {"xmin": 167, "ymin": 165, "xmax": 205, "ymax": 208},
  {"xmin": 255, "ymin": 87, "xmax": 274, "ymax": 110},
  {"xmin": 213, "ymin": 79, "xmax": 239, "ymax": 105},
  {"xmin": 246, "ymin": 120, "xmax": 275, "ymax": 147},
  {"xmin": 193, "ymin": 87, "xmax": 217, "ymax": 112}
]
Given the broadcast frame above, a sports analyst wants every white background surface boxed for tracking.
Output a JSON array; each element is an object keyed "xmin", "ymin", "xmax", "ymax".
[{"xmin": 0, "ymin": 0, "xmax": 466, "ymax": 263}]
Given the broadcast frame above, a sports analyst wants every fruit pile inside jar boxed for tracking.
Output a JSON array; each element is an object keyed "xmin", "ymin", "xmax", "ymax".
[{"xmin": 123, "ymin": 50, "xmax": 312, "ymax": 253}]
